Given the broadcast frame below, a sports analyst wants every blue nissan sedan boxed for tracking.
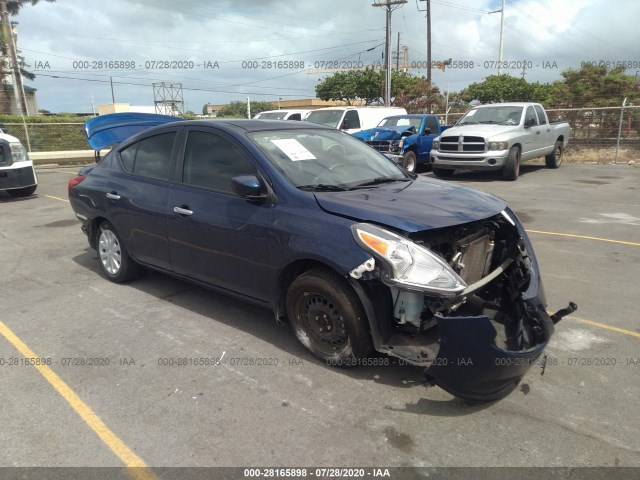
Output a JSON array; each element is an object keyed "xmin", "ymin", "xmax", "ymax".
[{"xmin": 69, "ymin": 115, "xmax": 575, "ymax": 401}]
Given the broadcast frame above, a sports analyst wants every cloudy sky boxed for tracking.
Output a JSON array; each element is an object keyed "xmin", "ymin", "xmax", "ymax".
[{"xmin": 11, "ymin": 0, "xmax": 640, "ymax": 113}]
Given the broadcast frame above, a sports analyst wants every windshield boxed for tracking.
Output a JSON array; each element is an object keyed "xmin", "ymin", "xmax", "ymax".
[
  {"xmin": 457, "ymin": 106, "xmax": 524, "ymax": 125},
  {"xmin": 256, "ymin": 111, "xmax": 287, "ymax": 120},
  {"xmin": 378, "ymin": 116, "xmax": 423, "ymax": 129},
  {"xmin": 304, "ymin": 110, "xmax": 344, "ymax": 128},
  {"xmin": 248, "ymin": 128, "xmax": 410, "ymax": 190}
]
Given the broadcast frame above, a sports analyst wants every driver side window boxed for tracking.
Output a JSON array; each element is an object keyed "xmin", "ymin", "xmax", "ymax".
[
  {"xmin": 182, "ymin": 131, "xmax": 257, "ymax": 194},
  {"xmin": 341, "ymin": 110, "xmax": 361, "ymax": 130}
]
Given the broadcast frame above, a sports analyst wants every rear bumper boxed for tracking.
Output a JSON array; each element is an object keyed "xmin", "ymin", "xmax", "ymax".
[
  {"xmin": 431, "ymin": 150, "xmax": 508, "ymax": 170},
  {"xmin": 0, "ymin": 163, "xmax": 37, "ymax": 191}
]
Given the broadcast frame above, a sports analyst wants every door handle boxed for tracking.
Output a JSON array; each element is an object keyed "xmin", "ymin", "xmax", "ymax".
[
  {"xmin": 105, "ymin": 192, "xmax": 121, "ymax": 200},
  {"xmin": 173, "ymin": 206, "xmax": 194, "ymax": 216}
]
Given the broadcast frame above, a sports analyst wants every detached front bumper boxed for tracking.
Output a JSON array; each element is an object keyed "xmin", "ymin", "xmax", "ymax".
[
  {"xmin": 425, "ymin": 305, "xmax": 554, "ymax": 401},
  {"xmin": 0, "ymin": 163, "xmax": 37, "ymax": 191},
  {"xmin": 431, "ymin": 150, "xmax": 509, "ymax": 170}
]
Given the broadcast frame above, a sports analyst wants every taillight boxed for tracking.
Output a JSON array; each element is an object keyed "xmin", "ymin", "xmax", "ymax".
[{"xmin": 68, "ymin": 175, "xmax": 85, "ymax": 197}]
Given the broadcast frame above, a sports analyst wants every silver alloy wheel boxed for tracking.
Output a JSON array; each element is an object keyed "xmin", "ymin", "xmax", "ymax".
[{"xmin": 99, "ymin": 229, "xmax": 121, "ymax": 275}]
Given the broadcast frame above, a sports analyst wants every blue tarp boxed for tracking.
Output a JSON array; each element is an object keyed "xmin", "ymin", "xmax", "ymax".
[{"xmin": 85, "ymin": 112, "xmax": 181, "ymax": 150}]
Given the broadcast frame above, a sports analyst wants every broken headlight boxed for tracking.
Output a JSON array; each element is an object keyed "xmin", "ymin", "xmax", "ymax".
[{"xmin": 351, "ymin": 223, "xmax": 466, "ymax": 296}]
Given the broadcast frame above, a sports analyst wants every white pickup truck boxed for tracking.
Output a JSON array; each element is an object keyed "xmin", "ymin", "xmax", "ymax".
[
  {"xmin": 0, "ymin": 131, "xmax": 37, "ymax": 197},
  {"xmin": 430, "ymin": 102, "xmax": 570, "ymax": 180}
]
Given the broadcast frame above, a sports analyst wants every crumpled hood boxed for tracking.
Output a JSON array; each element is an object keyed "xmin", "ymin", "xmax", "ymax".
[
  {"xmin": 314, "ymin": 176, "xmax": 507, "ymax": 232},
  {"xmin": 352, "ymin": 125, "xmax": 416, "ymax": 142},
  {"xmin": 441, "ymin": 124, "xmax": 514, "ymax": 139}
]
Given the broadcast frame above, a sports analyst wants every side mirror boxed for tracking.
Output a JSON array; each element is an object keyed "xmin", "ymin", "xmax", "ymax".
[
  {"xmin": 231, "ymin": 175, "xmax": 266, "ymax": 200},
  {"xmin": 341, "ymin": 119, "xmax": 351, "ymax": 130},
  {"xmin": 524, "ymin": 118, "xmax": 535, "ymax": 128},
  {"xmin": 422, "ymin": 127, "xmax": 431, "ymax": 135}
]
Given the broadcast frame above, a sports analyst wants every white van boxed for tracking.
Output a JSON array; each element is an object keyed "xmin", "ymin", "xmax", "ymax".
[
  {"xmin": 254, "ymin": 109, "xmax": 311, "ymax": 121},
  {"xmin": 303, "ymin": 106, "xmax": 407, "ymax": 134}
]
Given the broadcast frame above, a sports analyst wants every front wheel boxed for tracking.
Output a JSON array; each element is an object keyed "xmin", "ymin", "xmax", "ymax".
[
  {"xmin": 432, "ymin": 167, "xmax": 455, "ymax": 178},
  {"xmin": 502, "ymin": 146, "xmax": 520, "ymax": 181},
  {"xmin": 7, "ymin": 185, "xmax": 37, "ymax": 197},
  {"xmin": 401, "ymin": 151, "xmax": 417, "ymax": 173},
  {"xmin": 97, "ymin": 221, "xmax": 141, "ymax": 283},
  {"xmin": 545, "ymin": 140, "xmax": 563, "ymax": 168},
  {"xmin": 286, "ymin": 268, "xmax": 373, "ymax": 365}
]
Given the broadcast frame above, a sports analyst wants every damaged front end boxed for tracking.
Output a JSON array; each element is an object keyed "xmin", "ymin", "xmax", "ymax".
[{"xmin": 348, "ymin": 209, "xmax": 576, "ymax": 401}]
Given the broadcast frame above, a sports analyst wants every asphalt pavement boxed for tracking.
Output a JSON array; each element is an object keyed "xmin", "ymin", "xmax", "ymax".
[{"xmin": 0, "ymin": 163, "xmax": 638, "ymax": 474}]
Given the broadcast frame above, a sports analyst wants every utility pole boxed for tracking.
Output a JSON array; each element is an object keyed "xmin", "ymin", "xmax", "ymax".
[
  {"xmin": 0, "ymin": 0, "xmax": 28, "ymax": 115},
  {"xmin": 395, "ymin": 32, "xmax": 400, "ymax": 71},
  {"xmin": 417, "ymin": 0, "xmax": 432, "ymax": 85},
  {"xmin": 110, "ymin": 76, "xmax": 115, "ymax": 103},
  {"xmin": 373, "ymin": 0, "xmax": 407, "ymax": 106},
  {"xmin": 489, "ymin": 0, "xmax": 506, "ymax": 75}
]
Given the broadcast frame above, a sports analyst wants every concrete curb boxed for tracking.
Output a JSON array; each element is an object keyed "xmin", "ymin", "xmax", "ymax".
[{"xmin": 30, "ymin": 150, "xmax": 110, "ymax": 166}]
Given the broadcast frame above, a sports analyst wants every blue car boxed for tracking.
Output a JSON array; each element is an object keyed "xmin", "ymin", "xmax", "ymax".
[{"xmin": 69, "ymin": 115, "xmax": 575, "ymax": 401}]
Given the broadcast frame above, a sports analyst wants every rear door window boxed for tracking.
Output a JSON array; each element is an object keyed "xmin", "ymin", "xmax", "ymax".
[
  {"xmin": 534, "ymin": 105, "xmax": 548, "ymax": 124},
  {"xmin": 119, "ymin": 132, "xmax": 177, "ymax": 181}
]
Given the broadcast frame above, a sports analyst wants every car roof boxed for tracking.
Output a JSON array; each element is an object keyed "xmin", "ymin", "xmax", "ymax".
[{"xmin": 180, "ymin": 119, "xmax": 330, "ymax": 132}]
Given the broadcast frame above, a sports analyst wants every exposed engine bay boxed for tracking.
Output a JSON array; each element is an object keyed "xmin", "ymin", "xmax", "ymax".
[{"xmin": 349, "ymin": 210, "xmax": 576, "ymax": 399}]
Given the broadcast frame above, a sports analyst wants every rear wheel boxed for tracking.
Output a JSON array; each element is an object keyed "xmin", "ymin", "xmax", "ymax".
[
  {"xmin": 502, "ymin": 146, "xmax": 520, "ymax": 181},
  {"xmin": 7, "ymin": 185, "xmax": 37, "ymax": 197},
  {"xmin": 286, "ymin": 268, "xmax": 373, "ymax": 365},
  {"xmin": 97, "ymin": 221, "xmax": 140, "ymax": 283},
  {"xmin": 545, "ymin": 140, "xmax": 563, "ymax": 168},
  {"xmin": 432, "ymin": 167, "xmax": 455, "ymax": 178},
  {"xmin": 401, "ymin": 151, "xmax": 417, "ymax": 173}
]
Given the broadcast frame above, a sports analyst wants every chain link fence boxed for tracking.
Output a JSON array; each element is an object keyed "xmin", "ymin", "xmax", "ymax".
[
  {"xmin": 436, "ymin": 105, "xmax": 640, "ymax": 163},
  {"xmin": 2, "ymin": 107, "xmax": 639, "ymax": 163},
  {"xmin": 2, "ymin": 122, "xmax": 89, "ymax": 152}
]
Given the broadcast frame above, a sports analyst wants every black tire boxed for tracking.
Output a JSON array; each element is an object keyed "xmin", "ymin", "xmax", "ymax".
[
  {"xmin": 502, "ymin": 146, "xmax": 520, "ymax": 181},
  {"xmin": 97, "ymin": 221, "xmax": 141, "ymax": 283},
  {"xmin": 432, "ymin": 167, "xmax": 455, "ymax": 178},
  {"xmin": 286, "ymin": 267, "xmax": 373, "ymax": 365},
  {"xmin": 545, "ymin": 140, "xmax": 563, "ymax": 168},
  {"xmin": 401, "ymin": 150, "xmax": 417, "ymax": 173},
  {"xmin": 7, "ymin": 184, "xmax": 37, "ymax": 197}
]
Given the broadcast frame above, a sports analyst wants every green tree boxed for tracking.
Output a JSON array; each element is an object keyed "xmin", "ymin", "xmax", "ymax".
[
  {"xmin": 315, "ymin": 68, "xmax": 382, "ymax": 105},
  {"xmin": 315, "ymin": 68, "xmax": 441, "ymax": 108},
  {"xmin": 462, "ymin": 74, "xmax": 537, "ymax": 103},
  {"xmin": 549, "ymin": 64, "xmax": 640, "ymax": 108},
  {"xmin": 216, "ymin": 100, "xmax": 275, "ymax": 118}
]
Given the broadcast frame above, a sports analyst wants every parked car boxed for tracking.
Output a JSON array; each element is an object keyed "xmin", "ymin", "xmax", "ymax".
[
  {"xmin": 69, "ymin": 114, "xmax": 576, "ymax": 401},
  {"xmin": 430, "ymin": 102, "xmax": 571, "ymax": 180},
  {"xmin": 0, "ymin": 132, "xmax": 37, "ymax": 197},
  {"xmin": 352, "ymin": 114, "xmax": 451, "ymax": 172},
  {"xmin": 303, "ymin": 106, "xmax": 407, "ymax": 135},
  {"xmin": 254, "ymin": 109, "xmax": 311, "ymax": 121}
]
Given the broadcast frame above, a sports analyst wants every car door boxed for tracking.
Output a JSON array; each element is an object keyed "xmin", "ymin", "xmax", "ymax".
[
  {"xmin": 167, "ymin": 128, "xmax": 272, "ymax": 301},
  {"xmin": 106, "ymin": 129, "xmax": 179, "ymax": 270},
  {"xmin": 523, "ymin": 106, "xmax": 544, "ymax": 158},
  {"xmin": 534, "ymin": 104, "xmax": 554, "ymax": 154},
  {"xmin": 417, "ymin": 116, "xmax": 440, "ymax": 162}
]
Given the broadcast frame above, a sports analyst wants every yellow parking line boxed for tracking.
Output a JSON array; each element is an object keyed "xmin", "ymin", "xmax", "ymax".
[
  {"xmin": 0, "ymin": 321, "xmax": 157, "ymax": 480},
  {"xmin": 526, "ymin": 229, "xmax": 640, "ymax": 247},
  {"xmin": 44, "ymin": 194, "xmax": 70, "ymax": 203},
  {"xmin": 568, "ymin": 316, "xmax": 640, "ymax": 339}
]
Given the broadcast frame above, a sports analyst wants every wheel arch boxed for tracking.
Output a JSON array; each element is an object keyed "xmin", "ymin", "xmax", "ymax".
[
  {"xmin": 274, "ymin": 259, "xmax": 340, "ymax": 322},
  {"xmin": 87, "ymin": 216, "xmax": 109, "ymax": 250}
]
